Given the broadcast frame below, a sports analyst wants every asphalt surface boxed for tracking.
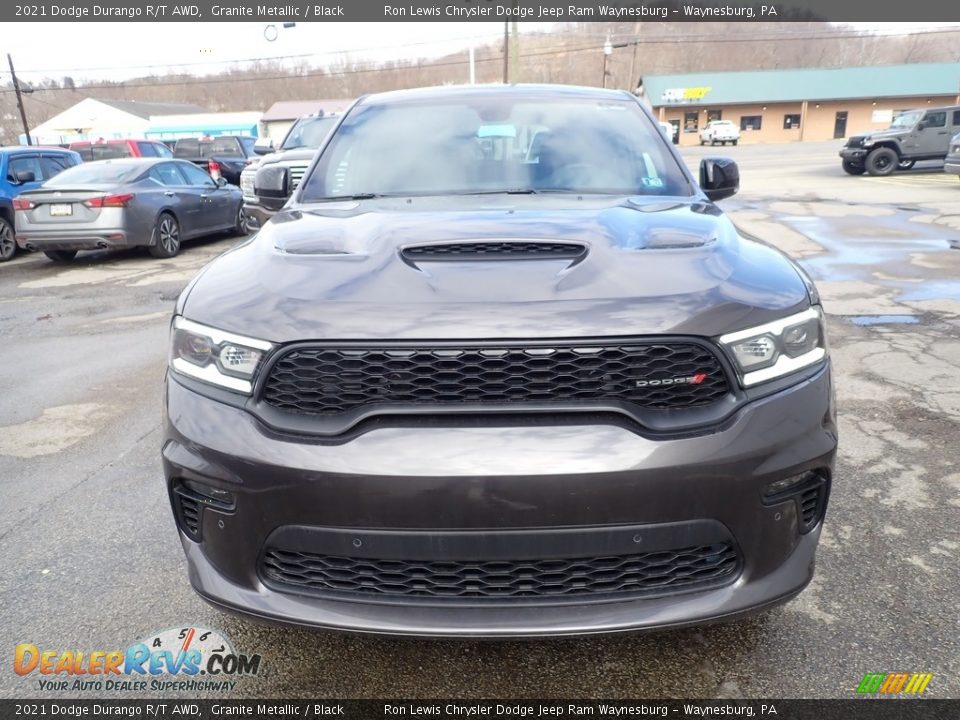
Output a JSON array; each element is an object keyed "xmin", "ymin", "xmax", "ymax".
[{"xmin": 1, "ymin": 141, "xmax": 958, "ymax": 699}]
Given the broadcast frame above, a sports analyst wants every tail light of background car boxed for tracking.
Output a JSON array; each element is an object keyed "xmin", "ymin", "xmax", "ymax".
[
  {"xmin": 208, "ymin": 160, "xmax": 222, "ymax": 181},
  {"xmin": 12, "ymin": 198, "xmax": 35, "ymax": 210},
  {"xmin": 83, "ymin": 193, "xmax": 135, "ymax": 208}
]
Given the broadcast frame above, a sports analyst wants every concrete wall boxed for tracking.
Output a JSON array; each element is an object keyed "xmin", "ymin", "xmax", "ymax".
[{"xmin": 657, "ymin": 94, "xmax": 959, "ymax": 145}]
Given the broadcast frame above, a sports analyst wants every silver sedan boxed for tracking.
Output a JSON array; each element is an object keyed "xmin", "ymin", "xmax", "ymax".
[{"xmin": 14, "ymin": 158, "xmax": 245, "ymax": 261}]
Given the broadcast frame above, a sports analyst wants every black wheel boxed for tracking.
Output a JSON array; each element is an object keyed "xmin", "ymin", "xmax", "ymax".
[
  {"xmin": 732, "ymin": 139, "xmax": 739, "ymax": 146},
  {"xmin": 149, "ymin": 213, "xmax": 181, "ymax": 258},
  {"xmin": 897, "ymin": 159, "xmax": 915, "ymax": 171},
  {"xmin": 44, "ymin": 250, "xmax": 77, "ymax": 262},
  {"xmin": 842, "ymin": 160, "xmax": 866, "ymax": 175},
  {"xmin": 865, "ymin": 147, "xmax": 899, "ymax": 176},
  {"xmin": 232, "ymin": 204, "xmax": 247, "ymax": 236},
  {"xmin": 0, "ymin": 217, "xmax": 15, "ymax": 262}
]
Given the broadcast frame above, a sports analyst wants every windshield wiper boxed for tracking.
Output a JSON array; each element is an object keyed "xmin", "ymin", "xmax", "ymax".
[
  {"xmin": 455, "ymin": 188, "xmax": 540, "ymax": 196},
  {"xmin": 314, "ymin": 193, "xmax": 387, "ymax": 201}
]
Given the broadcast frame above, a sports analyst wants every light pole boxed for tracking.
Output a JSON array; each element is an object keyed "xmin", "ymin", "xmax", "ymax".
[{"xmin": 602, "ymin": 38, "xmax": 613, "ymax": 89}]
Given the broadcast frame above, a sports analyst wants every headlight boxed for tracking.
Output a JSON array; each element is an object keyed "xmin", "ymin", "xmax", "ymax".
[
  {"xmin": 719, "ymin": 307, "xmax": 827, "ymax": 387},
  {"xmin": 169, "ymin": 317, "xmax": 273, "ymax": 394}
]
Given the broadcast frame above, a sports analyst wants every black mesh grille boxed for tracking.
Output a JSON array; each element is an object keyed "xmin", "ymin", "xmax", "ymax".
[
  {"xmin": 261, "ymin": 542, "xmax": 739, "ymax": 601},
  {"xmin": 403, "ymin": 242, "xmax": 586, "ymax": 261},
  {"xmin": 260, "ymin": 341, "xmax": 730, "ymax": 416}
]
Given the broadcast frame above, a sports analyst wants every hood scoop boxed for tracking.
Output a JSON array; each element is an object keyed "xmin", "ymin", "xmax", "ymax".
[{"xmin": 402, "ymin": 241, "xmax": 587, "ymax": 262}]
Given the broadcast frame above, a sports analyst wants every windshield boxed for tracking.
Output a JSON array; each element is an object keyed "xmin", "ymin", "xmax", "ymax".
[
  {"xmin": 44, "ymin": 162, "xmax": 140, "ymax": 186},
  {"xmin": 76, "ymin": 144, "xmax": 133, "ymax": 161},
  {"xmin": 300, "ymin": 96, "xmax": 689, "ymax": 200},
  {"xmin": 282, "ymin": 116, "xmax": 338, "ymax": 150},
  {"xmin": 890, "ymin": 111, "xmax": 922, "ymax": 129}
]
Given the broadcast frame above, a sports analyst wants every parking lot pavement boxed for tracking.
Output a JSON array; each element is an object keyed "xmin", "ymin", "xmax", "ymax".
[{"xmin": 1, "ymin": 144, "xmax": 958, "ymax": 700}]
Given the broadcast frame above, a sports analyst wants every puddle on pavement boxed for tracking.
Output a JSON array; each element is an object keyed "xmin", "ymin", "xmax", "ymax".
[
  {"xmin": 846, "ymin": 315, "xmax": 920, "ymax": 326},
  {"xmin": 776, "ymin": 212, "xmax": 960, "ymax": 303}
]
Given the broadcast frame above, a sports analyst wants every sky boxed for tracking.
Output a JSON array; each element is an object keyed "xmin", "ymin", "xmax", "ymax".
[{"xmin": 4, "ymin": 22, "xmax": 959, "ymax": 85}]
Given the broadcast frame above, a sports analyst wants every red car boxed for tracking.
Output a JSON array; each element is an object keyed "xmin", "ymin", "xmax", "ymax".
[{"xmin": 68, "ymin": 139, "xmax": 174, "ymax": 161}]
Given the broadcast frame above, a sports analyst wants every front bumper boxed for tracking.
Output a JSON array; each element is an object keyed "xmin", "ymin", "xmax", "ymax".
[
  {"xmin": 162, "ymin": 363, "xmax": 836, "ymax": 637},
  {"xmin": 944, "ymin": 156, "xmax": 960, "ymax": 174},
  {"xmin": 839, "ymin": 147, "xmax": 867, "ymax": 162},
  {"xmin": 16, "ymin": 229, "xmax": 131, "ymax": 252}
]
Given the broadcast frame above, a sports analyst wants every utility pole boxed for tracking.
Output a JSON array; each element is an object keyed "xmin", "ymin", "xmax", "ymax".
[
  {"xmin": 628, "ymin": 22, "xmax": 641, "ymax": 93},
  {"xmin": 7, "ymin": 54, "xmax": 32, "ymax": 146},
  {"xmin": 502, "ymin": 21, "xmax": 509, "ymax": 83},
  {"xmin": 602, "ymin": 37, "xmax": 613, "ymax": 88},
  {"xmin": 510, "ymin": 19, "xmax": 519, "ymax": 83}
]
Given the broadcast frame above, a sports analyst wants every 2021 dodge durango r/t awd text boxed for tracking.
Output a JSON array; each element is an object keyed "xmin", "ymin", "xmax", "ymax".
[{"xmin": 163, "ymin": 85, "xmax": 837, "ymax": 637}]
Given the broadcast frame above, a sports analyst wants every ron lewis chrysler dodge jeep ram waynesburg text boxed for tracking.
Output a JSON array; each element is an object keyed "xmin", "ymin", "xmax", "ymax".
[{"xmin": 163, "ymin": 85, "xmax": 837, "ymax": 637}]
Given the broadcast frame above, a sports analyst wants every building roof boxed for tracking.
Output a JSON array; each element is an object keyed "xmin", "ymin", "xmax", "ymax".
[
  {"xmin": 645, "ymin": 62, "xmax": 960, "ymax": 107},
  {"xmin": 261, "ymin": 99, "xmax": 354, "ymax": 121},
  {"xmin": 95, "ymin": 99, "xmax": 205, "ymax": 118}
]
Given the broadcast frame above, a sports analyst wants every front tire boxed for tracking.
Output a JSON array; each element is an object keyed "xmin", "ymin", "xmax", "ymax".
[
  {"xmin": 44, "ymin": 250, "xmax": 77, "ymax": 262},
  {"xmin": 0, "ymin": 217, "xmax": 16, "ymax": 262},
  {"xmin": 148, "ymin": 212, "xmax": 181, "ymax": 258},
  {"xmin": 842, "ymin": 160, "xmax": 866, "ymax": 175},
  {"xmin": 732, "ymin": 139, "xmax": 739, "ymax": 146},
  {"xmin": 865, "ymin": 147, "xmax": 899, "ymax": 176}
]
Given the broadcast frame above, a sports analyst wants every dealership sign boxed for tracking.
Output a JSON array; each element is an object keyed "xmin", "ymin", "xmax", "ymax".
[{"xmin": 661, "ymin": 86, "xmax": 713, "ymax": 103}]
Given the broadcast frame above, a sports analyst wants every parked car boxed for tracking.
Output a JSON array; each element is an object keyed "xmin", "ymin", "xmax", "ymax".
[
  {"xmin": 173, "ymin": 136, "xmax": 257, "ymax": 186},
  {"xmin": 69, "ymin": 139, "xmax": 173, "ymax": 161},
  {"xmin": 164, "ymin": 84, "xmax": 836, "ymax": 637},
  {"xmin": 839, "ymin": 106, "xmax": 960, "ymax": 176},
  {"xmin": 241, "ymin": 113, "xmax": 341, "ymax": 230},
  {"xmin": 658, "ymin": 120, "xmax": 680, "ymax": 144},
  {"xmin": 699, "ymin": 120, "xmax": 740, "ymax": 146},
  {"xmin": 14, "ymin": 158, "xmax": 244, "ymax": 261},
  {"xmin": 0, "ymin": 146, "xmax": 82, "ymax": 261},
  {"xmin": 942, "ymin": 131, "xmax": 960, "ymax": 179}
]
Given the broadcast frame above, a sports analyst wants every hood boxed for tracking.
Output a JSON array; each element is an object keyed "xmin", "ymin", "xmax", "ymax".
[
  {"xmin": 860, "ymin": 127, "xmax": 911, "ymax": 142},
  {"xmin": 260, "ymin": 147, "xmax": 319, "ymax": 165},
  {"xmin": 181, "ymin": 196, "xmax": 810, "ymax": 343}
]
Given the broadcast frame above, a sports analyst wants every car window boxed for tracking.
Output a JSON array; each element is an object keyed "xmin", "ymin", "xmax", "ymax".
[
  {"xmin": 178, "ymin": 162, "xmax": 216, "ymax": 187},
  {"xmin": 44, "ymin": 162, "xmax": 141, "ymax": 186},
  {"xmin": 148, "ymin": 163, "xmax": 188, "ymax": 186},
  {"xmin": 922, "ymin": 111, "xmax": 946, "ymax": 128},
  {"xmin": 303, "ymin": 97, "xmax": 689, "ymax": 199},
  {"xmin": 7, "ymin": 156, "xmax": 42, "ymax": 183},
  {"xmin": 137, "ymin": 142, "xmax": 158, "ymax": 158},
  {"xmin": 240, "ymin": 137, "xmax": 256, "ymax": 155},
  {"xmin": 210, "ymin": 137, "xmax": 241, "ymax": 155},
  {"xmin": 953, "ymin": 110, "xmax": 960, "ymax": 127},
  {"xmin": 154, "ymin": 143, "xmax": 174, "ymax": 158},
  {"xmin": 282, "ymin": 116, "xmax": 337, "ymax": 150},
  {"xmin": 174, "ymin": 140, "xmax": 200, "ymax": 157},
  {"xmin": 84, "ymin": 144, "xmax": 133, "ymax": 160},
  {"xmin": 39, "ymin": 156, "xmax": 71, "ymax": 180}
]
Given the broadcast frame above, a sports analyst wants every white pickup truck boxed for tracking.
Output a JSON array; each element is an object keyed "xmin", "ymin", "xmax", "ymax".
[{"xmin": 700, "ymin": 120, "xmax": 740, "ymax": 146}]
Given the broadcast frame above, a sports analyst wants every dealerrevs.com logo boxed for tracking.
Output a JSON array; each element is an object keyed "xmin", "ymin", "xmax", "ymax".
[{"xmin": 14, "ymin": 626, "xmax": 262, "ymax": 693}]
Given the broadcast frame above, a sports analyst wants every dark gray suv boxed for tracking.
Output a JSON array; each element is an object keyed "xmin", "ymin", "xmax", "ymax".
[{"xmin": 163, "ymin": 85, "xmax": 836, "ymax": 637}]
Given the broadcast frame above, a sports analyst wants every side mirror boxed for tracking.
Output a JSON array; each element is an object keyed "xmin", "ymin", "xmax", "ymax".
[
  {"xmin": 699, "ymin": 157, "xmax": 739, "ymax": 202},
  {"xmin": 253, "ymin": 138, "xmax": 275, "ymax": 156},
  {"xmin": 216, "ymin": 176, "xmax": 228, "ymax": 188},
  {"xmin": 15, "ymin": 170, "xmax": 36, "ymax": 184},
  {"xmin": 254, "ymin": 165, "xmax": 291, "ymax": 210}
]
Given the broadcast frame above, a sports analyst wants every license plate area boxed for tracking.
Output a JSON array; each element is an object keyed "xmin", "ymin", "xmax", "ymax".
[{"xmin": 49, "ymin": 203, "xmax": 73, "ymax": 217}]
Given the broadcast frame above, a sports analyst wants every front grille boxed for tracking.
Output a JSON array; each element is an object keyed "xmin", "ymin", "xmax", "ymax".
[
  {"xmin": 260, "ymin": 341, "xmax": 731, "ymax": 417},
  {"xmin": 261, "ymin": 542, "xmax": 739, "ymax": 602},
  {"xmin": 287, "ymin": 163, "xmax": 308, "ymax": 189},
  {"xmin": 403, "ymin": 242, "xmax": 586, "ymax": 261},
  {"xmin": 239, "ymin": 170, "xmax": 255, "ymax": 197}
]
